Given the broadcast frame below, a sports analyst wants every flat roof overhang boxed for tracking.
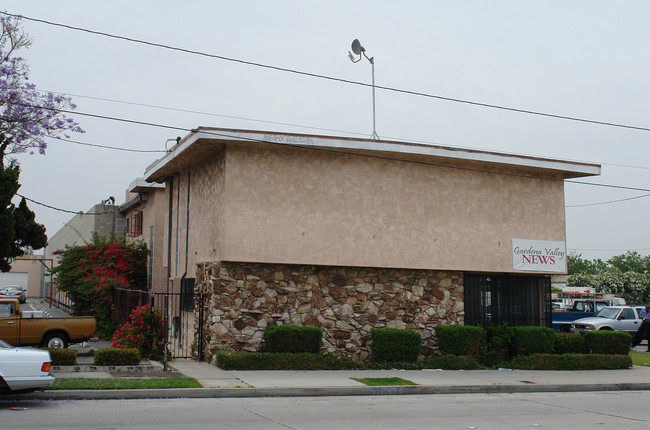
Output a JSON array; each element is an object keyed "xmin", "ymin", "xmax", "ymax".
[{"xmin": 144, "ymin": 127, "xmax": 601, "ymax": 183}]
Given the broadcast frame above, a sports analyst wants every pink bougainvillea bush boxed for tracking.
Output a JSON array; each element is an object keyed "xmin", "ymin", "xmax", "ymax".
[
  {"xmin": 111, "ymin": 304, "xmax": 165, "ymax": 361},
  {"xmin": 50, "ymin": 233, "xmax": 148, "ymax": 338}
]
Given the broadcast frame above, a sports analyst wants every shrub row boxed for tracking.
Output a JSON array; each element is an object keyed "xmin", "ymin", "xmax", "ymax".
[
  {"xmin": 509, "ymin": 354, "xmax": 632, "ymax": 370},
  {"xmin": 215, "ymin": 350, "xmax": 361, "ymax": 370},
  {"xmin": 47, "ymin": 348, "xmax": 77, "ymax": 366},
  {"xmin": 263, "ymin": 325, "xmax": 423, "ymax": 362},
  {"xmin": 371, "ymin": 328, "xmax": 421, "ymax": 362},
  {"xmin": 215, "ymin": 349, "xmax": 484, "ymax": 370},
  {"xmin": 437, "ymin": 325, "xmax": 633, "ymax": 362},
  {"xmin": 47, "ymin": 347, "xmax": 141, "ymax": 366},
  {"xmin": 214, "ymin": 349, "xmax": 630, "ymax": 371},
  {"xmin": 263, "ymin": 325, "xmax": 323, "ymax": 354},
  {"xmin": 258, "ymin": 324, "xmax": 632, "ymax": 368},
  {"xmin": 94, "ymin": 348, "xmax": 141, "ymax": 366}
]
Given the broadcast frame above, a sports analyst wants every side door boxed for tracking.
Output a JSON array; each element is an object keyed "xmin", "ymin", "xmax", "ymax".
[
  {"xmin": 617, "ymin": 308, "xmax": 641, "ymax": 333},
  {"xmin": 0, "ymin": 302, "xmax": 19, "ymax": 345}
]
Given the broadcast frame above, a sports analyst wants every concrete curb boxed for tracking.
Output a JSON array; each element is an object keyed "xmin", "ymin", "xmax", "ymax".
[
  {"xmin": 10, "ymin": 382, "xmax": 650, "ymax": 400},
  {"xmin": 52, "ymin": 362, "xmax": 164, "ymax": 373}
]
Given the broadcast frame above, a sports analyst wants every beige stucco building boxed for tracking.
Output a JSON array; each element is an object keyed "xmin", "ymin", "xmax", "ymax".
[
  {"xmin": 44, "ymin": 203, "xmax": 126, "ymax": 265},
  {"xmin": 120, "ymin": 179, "xmax": 167, "ymax": 294},
  {"xmin": 138, "ymin": 127, "xmax": 599, "ymax": 361}
]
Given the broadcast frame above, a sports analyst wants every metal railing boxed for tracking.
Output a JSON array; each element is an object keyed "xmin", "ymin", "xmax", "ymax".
[{"xmin": 44, "ymin": 282, "xmax": 73, "ymax": 314}]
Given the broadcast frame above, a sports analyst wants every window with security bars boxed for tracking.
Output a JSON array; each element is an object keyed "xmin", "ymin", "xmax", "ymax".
[
  {"xmin": 128, "ymin": 210, "xmax": 143, "ymax": 237},
  {"xmin": 464, "ymin": 274, "xmax": 551, "ymax": 328}
]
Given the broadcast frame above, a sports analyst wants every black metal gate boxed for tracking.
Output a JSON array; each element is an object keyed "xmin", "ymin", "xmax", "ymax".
[
  {"xmin": 152, "ymin": 288, "xmax": 206, "ymax": 361},
  {"xmin": 113, "ymin": 285, "xmax": 206, "ymax": 362},
  {"xmin": 464, "ymin": 274, "xmax": 551, "ymax": 327}
]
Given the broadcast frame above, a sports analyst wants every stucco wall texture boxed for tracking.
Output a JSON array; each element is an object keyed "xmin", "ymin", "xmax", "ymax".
[
  {"xmin": 123, "ymin": 188, "xmax": 168, "ymax": 294},
  {"xmin": 170, "ymin": 141, "xmax": 566, "ymax": 276}
]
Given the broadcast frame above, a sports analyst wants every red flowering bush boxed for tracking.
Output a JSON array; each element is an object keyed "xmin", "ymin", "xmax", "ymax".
[
  {"xmin": 50, "ymin": 233, "xmax": 148, "ymax": 338},
  {"xmin": 111, "ymin": 304, "xmax": 165, "ymax": 361}
]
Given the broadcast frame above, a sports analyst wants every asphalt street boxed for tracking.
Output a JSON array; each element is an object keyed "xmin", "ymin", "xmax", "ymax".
[{"xmin": 2, "ymin": 391, "xmax": 650, "ymax": 429}]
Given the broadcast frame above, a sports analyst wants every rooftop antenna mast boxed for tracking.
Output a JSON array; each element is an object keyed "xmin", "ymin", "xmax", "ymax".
[{"xmin": 348, "ymin": 39, "xmax": 379, "ymax": 140}]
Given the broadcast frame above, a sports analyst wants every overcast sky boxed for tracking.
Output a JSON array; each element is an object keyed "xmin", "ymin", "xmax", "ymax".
[{"xmin": 4, "ymin": 1, "xmax": 650, "ymax": 261}]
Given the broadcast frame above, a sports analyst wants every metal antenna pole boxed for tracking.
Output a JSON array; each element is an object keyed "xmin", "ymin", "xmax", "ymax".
[
  {"xmin": 348, "ymin": 39, "xmax": 379, "ymax": 140},
  {"xmin": 370, "ymin": 56, "xmax": 378, "ymax": 140}
]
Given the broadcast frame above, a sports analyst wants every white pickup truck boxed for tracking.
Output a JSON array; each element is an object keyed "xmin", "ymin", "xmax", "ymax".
[{"xmin": 571, "ymin": 306, "xmax": 644, "ymax": 334}]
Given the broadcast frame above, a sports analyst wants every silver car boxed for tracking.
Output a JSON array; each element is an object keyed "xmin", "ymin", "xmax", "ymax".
[
  {"xmin": 571, "ymin": 306, "xmax": 644, "ymax": 334},
  {"xmin": 0, "ymin": 285, "xmax": 26, "ymax": 304}
]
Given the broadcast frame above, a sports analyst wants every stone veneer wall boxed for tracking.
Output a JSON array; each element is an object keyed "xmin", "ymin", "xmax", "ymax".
[{"xmin": 195, "ymin": 262, "xmax": 464, "ymax": 363}]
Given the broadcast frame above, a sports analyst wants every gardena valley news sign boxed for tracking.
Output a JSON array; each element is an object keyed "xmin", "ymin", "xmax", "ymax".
[{"xmin": 512, "ymin": 239, "xmax": 566, "ymax": 273}]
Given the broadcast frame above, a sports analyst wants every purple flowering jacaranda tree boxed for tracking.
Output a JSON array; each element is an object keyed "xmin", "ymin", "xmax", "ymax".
[
  {"xmin": 0, "ymin": 13, "xmax": 82, "ymax": 270},
  {"xmin": 0, "ymin": 13, "xmax": 83, "ymax": 159}
]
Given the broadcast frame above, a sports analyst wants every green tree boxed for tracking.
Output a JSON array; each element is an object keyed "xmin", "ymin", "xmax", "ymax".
[
  {"xmin": 567, "ymin": 250, "xmax": 650, "ymax": 304},
  {"xmin": 50, "ymin": 233, "xmax": 148, "ymax": 338},
  {"xmin": 607, "ymin": 251, "xmax": 650, "ymax": 274},
  {"xmin": 567, "ymin": 252, "xmax": 606, "ymax": 275},
  {"xmin": 0, "ymin": 139, "xmax": 46, "ymax": 271}
]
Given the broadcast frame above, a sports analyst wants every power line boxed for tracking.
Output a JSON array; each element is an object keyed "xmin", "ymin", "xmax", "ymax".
[
  {"xmin": 10, "ymin": 98, "xmax": 650, "ymax": 193},
  {"xmin": 17, "ymin": 194, "xmax": 109, "ymax": 215},
  {"xmin": 566, "ymin": 193, "xmax": 650, "ymax": 208},
  {"xmin": 48, "ymin": 136, "xmax": 166, "ymax": 153},
  {"xmin": 6, "ymin": 11, "xmax": 650, "ymax": 133},
  {"xmin": 569, "ymin": 247, "xmax": 650, "ymax": 252},
  {"xmin": 40, "ymin": 89, "xmax": 370, "ymax": 138},
  {"xmin": 39, "ymin": 87, "xmax": 650, "ymax": 175}
]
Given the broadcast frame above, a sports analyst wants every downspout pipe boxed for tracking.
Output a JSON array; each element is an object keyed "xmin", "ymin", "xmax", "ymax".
[
  {"xmin": 166, "ymin": 175, "xmax": 174, "ymax": 296},
  {"xmin": 181, "ymin": 168, "xmax": 191, "ymax": 282},
  {"xmin": 164, "ymin": 175, "xmax": 174, "ymax": 371}
]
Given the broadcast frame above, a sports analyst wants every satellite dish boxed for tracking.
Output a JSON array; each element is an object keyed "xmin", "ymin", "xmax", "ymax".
[{"xmin": 351, "ymin": 39, "xmax": 363, "ymax": 55}]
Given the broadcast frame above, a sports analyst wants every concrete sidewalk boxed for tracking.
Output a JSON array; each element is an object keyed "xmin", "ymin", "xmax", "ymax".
[
  {"xmin": 170, "ymin": 359, "xmax": 650, "ymax": 394},
  {"xmin": 20, "ymin": 360, "xmax": 650, "ymax": 400}
]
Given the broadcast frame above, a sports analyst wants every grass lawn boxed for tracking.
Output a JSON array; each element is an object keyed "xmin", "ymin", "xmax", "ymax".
[
  {"xmin": 351, "ymin": 377, "xmax": 417, "ymax": 386},
  {"xmin": 50, "ymin": 377, "xmax": 202, "ymax": 390},
  {"xmin": 630, "ymin": 351, "xmax": 650, "ymax": 367}
]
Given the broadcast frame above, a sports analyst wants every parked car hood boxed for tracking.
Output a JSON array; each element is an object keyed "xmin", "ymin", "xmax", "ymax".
[{"xmin": 572, "ymin": 316, "xmax": 612, "ymax": 325}]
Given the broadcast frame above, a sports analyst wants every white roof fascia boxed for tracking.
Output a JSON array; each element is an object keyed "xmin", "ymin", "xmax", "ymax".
[
  {"xmin": 145, "ymin": 129, "xmax": 601, "ymax": 179},
  {"xmin": 127, "ymin": 178, "xmax": 165, "ymax": 193}
]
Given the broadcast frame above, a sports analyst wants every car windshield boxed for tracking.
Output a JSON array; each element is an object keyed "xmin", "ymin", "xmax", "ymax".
[{"xmin": 595, "ymin": 307, "xmax": 621, "ymax": 319}]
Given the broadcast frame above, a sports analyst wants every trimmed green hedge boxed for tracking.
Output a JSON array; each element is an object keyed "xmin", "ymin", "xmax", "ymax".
[
  {"xmin": 511, "ymin": 326, "xmax": 556, "ymax": 355},
  {"xmin": 215, "ymin": 350, "xmax": 483, "ymax": 370},
  {"xmin": 435, "ymin": 325, "xmax": 484, "ymax": 356},
  {"xmin": 554, "ymin": 332, "xmax": 585, "ymax": 354},
  {"xmin": 214, "ymin": 349, "xmax": 631, "ymax": 371},
  {"xmin": 584, "ymin": 331, "xmax": 632, "ymax": 355},
  {"xmin": 509, "ymin": 353, "xmax": 632, "ymax": 370},
  {"xmin": 480, "ymin": 323, "xmax": 514, "ymax": 366},
  {"xmin": 371, "ymin": 328, "xmax": 422, "ymax": 362},
  {"xmin": 47, "ymin": 348, "xmax": 77, "ymax": 366},
  {"xmin": 94, "ymin": 348, "xmax": 141, "ymax": 366},
  {"xmin": 215, "ymin": 350, "xmax": 360, "ymax": 370},
  {"xmin": 263, "ymin": 325, "xmax": 323, "ymax": 353}
]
